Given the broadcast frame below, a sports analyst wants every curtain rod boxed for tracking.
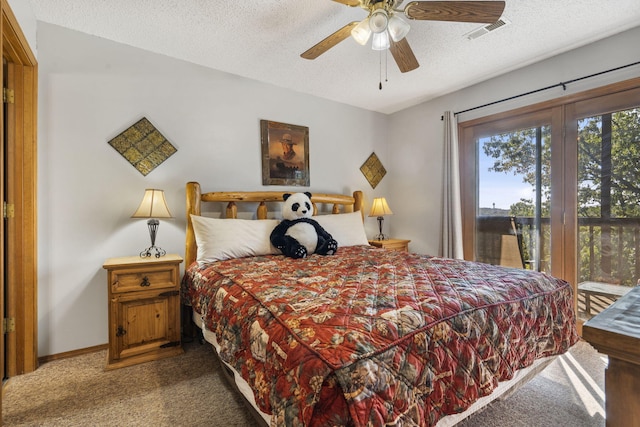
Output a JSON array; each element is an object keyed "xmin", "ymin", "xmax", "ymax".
[{"xmin": 440, "ymin": 60, "xmax": 640, "ymax": 120}]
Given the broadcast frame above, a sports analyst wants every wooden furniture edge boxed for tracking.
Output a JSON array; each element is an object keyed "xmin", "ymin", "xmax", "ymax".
[
  {"xmin": 185, "ymin": 181, "xmax": 364, "ymax": 267},
  {"xmin": 103, "ymin": 254, "xmax": 184, "ymax": 269},
  {"xmin": 582, "ymin": 286, "xmax": 640, "ymax": 426}
]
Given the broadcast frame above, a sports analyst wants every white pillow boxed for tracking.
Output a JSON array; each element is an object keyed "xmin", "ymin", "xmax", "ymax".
[
  {"xmin": 190, "ymin": 215, "xmax": 279, "ymax": 264},
  {"xmin": 314, "ymin": 211, "xmax": 369, "ymax": 247}
]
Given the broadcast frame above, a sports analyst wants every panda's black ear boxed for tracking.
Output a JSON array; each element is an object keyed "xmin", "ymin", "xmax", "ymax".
[
  {"xmin": 304, "ymin": 192, "xmax": 312, "ymax": 199},
  {"xmin": 283, "ymin": 193, "xmax": 292, "ymax": 201}
]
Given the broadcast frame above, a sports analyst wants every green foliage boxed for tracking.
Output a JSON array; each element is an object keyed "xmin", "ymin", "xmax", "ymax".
[
  {"xmin": 480, "ymin": 108, "xmax": 640, "ymax": 285},
  {"xmin": 578, "ymin": 109, "xmax": 640, "ymax": 218},
  {"xmin": 483, "ymin": 125, "xmax": 552, "ymax": 217},
  {"xmin": 509, "ymin": 199, "xmax": 535, "ymax": 217}
]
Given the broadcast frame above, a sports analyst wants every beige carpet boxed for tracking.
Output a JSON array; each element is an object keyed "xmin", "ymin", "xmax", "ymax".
[
  {"xmin": 3, "ymin": 341, "xmax": 258, "ymax": 427},
  {"xmin": 2, "ymin": 340, "xmax": 605, "ymax": 426},
  {"xmin": 457, "ymin": 339, "xmax": 606, "ymax": 426}
]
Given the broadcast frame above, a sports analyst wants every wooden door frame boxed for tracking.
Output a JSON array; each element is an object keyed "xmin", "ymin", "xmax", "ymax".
[{"xmin": 2, "ymin": 0, "xmax": 38, "ymax": 375}]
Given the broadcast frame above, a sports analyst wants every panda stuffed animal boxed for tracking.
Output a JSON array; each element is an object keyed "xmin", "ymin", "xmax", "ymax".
[{"xmin": 270, "ymin": 192, "xmax": 338, "ymax": 259}]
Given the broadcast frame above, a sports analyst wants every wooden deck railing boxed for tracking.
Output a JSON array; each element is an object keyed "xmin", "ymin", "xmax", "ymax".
[{"xmin": 477, "ymin": 216, "xmax": 640, "ymax": 287}]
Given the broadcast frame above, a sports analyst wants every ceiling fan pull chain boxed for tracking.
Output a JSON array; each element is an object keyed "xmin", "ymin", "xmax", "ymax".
[
  {"xmin": 378, "ymin": 47, "xmax": 389, "ymax": 90},
  {"xmin": 379, "ymin": 49, "xmax": 383, "ymax": 90},
  {"xmin": 385, "ymin": 47, "xmax": 388, "ymax": 84}
]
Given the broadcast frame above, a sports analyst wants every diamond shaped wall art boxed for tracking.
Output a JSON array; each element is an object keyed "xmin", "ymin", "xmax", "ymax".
[
  {"xmin": 108, "ymin": 117, "xmax": 177, "ymax": 176},
  {"xmin": 360, "ymin": 152, "xmax": 387, "ymax": 189}
]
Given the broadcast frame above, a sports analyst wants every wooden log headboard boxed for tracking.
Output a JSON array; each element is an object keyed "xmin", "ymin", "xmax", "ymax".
[{"xmin": 185, "ymin": 181, "xmax": 364, "ymax": 267}]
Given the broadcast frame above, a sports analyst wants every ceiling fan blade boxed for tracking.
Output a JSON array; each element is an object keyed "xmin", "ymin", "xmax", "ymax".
[
  {"xmin": 389, "ymin": 38, "xmax": 419, "ymax": 73},
  {"xmin": 332, "ymin": 0, "xmax": 361, "ymax": 6},
  {"xmin": 405, "ymin": 1, "xmax": 505, "ymax": 23},
  {"xmin": 301, "ymin": 22, "xmax": 359, "ymax": 60}
]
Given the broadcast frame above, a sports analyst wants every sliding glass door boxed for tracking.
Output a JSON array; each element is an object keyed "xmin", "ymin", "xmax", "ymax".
[
  {"xmin": 565, "ymin": 89, "xmax": 640, "ymax": 318},
  {"xmin": 460, "ymin": 78, "xmax": 640, "ymax": 324},
  {"xmin": 476, "ymin": 125, "xmax": 551, "ymax": 272},
  {"xmin": 460, "ymin": 109, "xmax": 558, "ymax": 274},
  {"xmin": 574, "ymin": 108, "xmax": 640, "ymax": 286}
]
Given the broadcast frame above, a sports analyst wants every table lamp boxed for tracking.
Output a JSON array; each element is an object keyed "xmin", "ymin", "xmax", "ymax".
[
  {"xmin": 132, "ymin": 189, "xmax": 173, "ymax": 258},
  {"xmin": 369, "ymin": 197, "xmax": 393, "ymax": 240}
]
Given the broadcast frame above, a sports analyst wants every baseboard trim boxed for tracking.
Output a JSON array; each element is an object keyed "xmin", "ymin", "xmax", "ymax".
[{"xmin": 38, "ymin": 343, "xmax": 108, "ymax": 365}]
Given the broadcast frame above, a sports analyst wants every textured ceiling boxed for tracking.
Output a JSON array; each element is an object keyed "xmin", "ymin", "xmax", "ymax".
[{"xmin": 30, "ymin": 0, "xmax": 640, "ymax": 114}]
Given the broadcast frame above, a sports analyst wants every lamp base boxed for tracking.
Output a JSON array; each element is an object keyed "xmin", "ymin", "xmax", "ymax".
[
  {"xmin": 374, "ymin": 216, "xmax": 387, "ymax": 240},
  {"xmin": 140, "ymin": 218, "xmax": 166, "ymax": 258},
  {"xmin": 140, "ymin": 245, "xmax": 167, "ymax": 259}
]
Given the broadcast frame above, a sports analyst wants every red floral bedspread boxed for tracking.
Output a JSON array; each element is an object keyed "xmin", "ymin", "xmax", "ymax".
[{"xmin": 182, "ymin": 245, "xmax": 578, "ymax": 427}]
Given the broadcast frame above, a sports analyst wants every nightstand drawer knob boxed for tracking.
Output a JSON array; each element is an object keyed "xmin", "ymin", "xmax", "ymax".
[
  {"xmin": 140, "ymin": 276, "xmax": 151, "ymax": 287},
  {"xmin": 116, "ymin": 326, "xmax": 127, "ymax": 337}
]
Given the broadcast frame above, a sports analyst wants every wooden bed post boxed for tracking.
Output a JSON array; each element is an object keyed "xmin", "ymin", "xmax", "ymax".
[
  {"xmin": 257, "ymin": 202, "xmax": 268, "ymax": 220},
  {"xmin": 185, "ymin": 182, "xmax": 202, "ymax": 267},
  {"xmin": 353, "ymin": 190, "xmax": 364, "ymax": 221},
  {"xmin": 226, "ymin": 202, "xmax": 237, "ymax": 219}
]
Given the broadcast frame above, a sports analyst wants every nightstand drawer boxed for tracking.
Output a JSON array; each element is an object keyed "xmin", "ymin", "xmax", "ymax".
[
  {"xmin": 368, "ymin": 239, "xmax": 411, "ymax": 252},
  {"xmin": 109, "ymin": 265, "xmax": 178, "ymax": 294}
]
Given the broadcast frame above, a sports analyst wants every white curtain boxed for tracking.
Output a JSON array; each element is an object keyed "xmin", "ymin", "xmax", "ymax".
[{"xmin": 440, "ymin": 111, "xmax": 464, "ymax": 259}]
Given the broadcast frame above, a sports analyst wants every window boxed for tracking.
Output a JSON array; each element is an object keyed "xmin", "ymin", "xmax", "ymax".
[
  {"xmin": 459, "ymin": 77, "xmax": 640, "ymax": 322},
  {"xmin": 576, "ymin": 108, "xmax": 640, "ymax": 287},
  {"xmin": 476, "ymin": 125, "xmax": 551, "ymax": 272}
]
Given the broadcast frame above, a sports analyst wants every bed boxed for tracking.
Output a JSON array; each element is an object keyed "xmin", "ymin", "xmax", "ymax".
[{"xmin": 181, "ymin": 181, "xmax": 579, "ymax": 426}]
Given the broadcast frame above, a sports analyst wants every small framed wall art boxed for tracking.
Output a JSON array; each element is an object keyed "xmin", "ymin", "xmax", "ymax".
[
  {"xmin": 108, "ymin": 117, "xmax": 177, "ymax": 176},
  {"xmin": 360, "ymin": 152, "xmax": 386, "ymax": 189},
  {"xmin": 261, "ymin": 120, "xmax": 310, "ymax": 186}
]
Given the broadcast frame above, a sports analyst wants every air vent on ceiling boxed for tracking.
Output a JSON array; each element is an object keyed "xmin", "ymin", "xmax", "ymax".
[{"xmin": 464, "ymin": 18, "xmax": 511, "ymax": 40}]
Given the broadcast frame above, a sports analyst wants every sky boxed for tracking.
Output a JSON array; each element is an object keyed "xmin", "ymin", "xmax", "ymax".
[{"xmin": 477, "ymin": 141, "xmax": 536, "ymax": 211}]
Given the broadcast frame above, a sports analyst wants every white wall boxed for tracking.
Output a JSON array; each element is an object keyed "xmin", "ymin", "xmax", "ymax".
[
  {"xmin": 36, "ymin": 17, "xmax": 640, "ymax": 356},
  {"xmin": 388, "ymin": 25, "xmax": 640, "ymax": 256},
  {"xmin": 7, "ymin": 0, "xmax": 36, "ymax": 54},
  {"xmin": 37, "ymin": 22, "xmax": 390, "ymax": 356}
]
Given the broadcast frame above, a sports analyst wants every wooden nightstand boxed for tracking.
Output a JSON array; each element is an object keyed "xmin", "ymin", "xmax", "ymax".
[
  {"xmin": 103, "ymin": 254, "xmax": 183, "ymax": 369},
  {"xmin": 368, "ymin": 239, "xmax": 411, "ymax": 252}
]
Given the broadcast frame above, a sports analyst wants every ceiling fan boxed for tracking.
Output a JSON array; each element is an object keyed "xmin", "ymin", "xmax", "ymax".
[{"xmin": 301, "ymin": 1, "xmax": 506, "ymax": 73}]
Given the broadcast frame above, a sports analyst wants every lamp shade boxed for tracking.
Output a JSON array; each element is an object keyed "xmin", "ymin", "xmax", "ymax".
[
  {"xmin": 369, "ymin": 197, "xmax": 393, "ymax": 217},
  {"xmin": 131, "ymin": 189, "xmax": 173, "ymax": 219},
  {"xmin": 388, "ymin": 15, "xmax": 410, "ymax": 42},
  {"xmin": 371, "ymin": 31, "xmax": 390, "ymax": 51},
  {"xmin": 351, "ymin": 18, "xmax": 372, "ymax": 45}
]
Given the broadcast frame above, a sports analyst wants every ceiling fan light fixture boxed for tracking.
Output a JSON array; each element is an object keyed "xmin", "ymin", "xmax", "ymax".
[
  {"xmin": 371, "ymin": 30, "xmax": 390, "ymax": 51},
  {"xmin": 351, "ymin": 18, "xmax": 372, "ymax": 45},
  {"xmin": 388, "ymin": 15, "xmax": 410, "ymax": 42},
  {"xmin": 369, "ymin": 9, "xmax": 389, "ymax": 34}
]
